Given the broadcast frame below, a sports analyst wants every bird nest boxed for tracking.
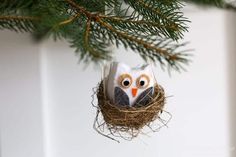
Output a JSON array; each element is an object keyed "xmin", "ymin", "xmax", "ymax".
[{"xmin": 92, "ymin": 81, "xmax": 171, "ymax": 142}]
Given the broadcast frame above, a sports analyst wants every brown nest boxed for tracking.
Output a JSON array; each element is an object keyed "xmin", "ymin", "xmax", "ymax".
[{"xmin": 92, "ymin": 81, "xmax": 171, "ymax": 142}]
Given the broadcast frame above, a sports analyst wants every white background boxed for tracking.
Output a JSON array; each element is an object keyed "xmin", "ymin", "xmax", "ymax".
[{"xmin": 0, "ymin": 5, "xmax": 236, "ymax": 157}]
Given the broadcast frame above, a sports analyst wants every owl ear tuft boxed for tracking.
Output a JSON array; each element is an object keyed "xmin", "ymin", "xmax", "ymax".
[
  {"xmin": 117, "ymin": 62, "xmax": 130, "ymax": 71},
  {"xmin": 142, "ymin": 64, "xmax": 156, "ymax": 82},
  {"xmin": 141, "ymin": 64, "xmax": 152, "ymax": 72},
  {"xmin": 109, "ymin": 62, "xmax": 130, "ymax": 72}
]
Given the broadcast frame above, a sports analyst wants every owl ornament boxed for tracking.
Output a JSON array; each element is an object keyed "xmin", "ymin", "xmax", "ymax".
[
  {"xmin": 93, "ymin": 62, "xmax": 170, "ymax": 142},
  {"xmin": 106, "ymin": 62, "xmax": 155, "ymax": 107}
]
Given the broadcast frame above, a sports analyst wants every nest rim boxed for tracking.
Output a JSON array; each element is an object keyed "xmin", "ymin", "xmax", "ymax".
[{"xmin": 97, "ymin": 81, "xmax": 165, "ymax": 129}]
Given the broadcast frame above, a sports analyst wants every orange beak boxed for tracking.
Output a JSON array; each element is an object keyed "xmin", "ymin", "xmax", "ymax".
[{"xmin": 132, "ymin": 88, "xmax": 138, "ymax": 97}]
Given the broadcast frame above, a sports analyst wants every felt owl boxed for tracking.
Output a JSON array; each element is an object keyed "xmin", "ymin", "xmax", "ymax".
[{"xmin": 106, "ymin": 62, "xmax": 155, "ymax": 107}]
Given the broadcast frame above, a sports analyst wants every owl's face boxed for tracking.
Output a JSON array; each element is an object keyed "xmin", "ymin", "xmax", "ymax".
[{"xmin": 106, "ymin": 62, "xmax": 155, "ymax": 107}]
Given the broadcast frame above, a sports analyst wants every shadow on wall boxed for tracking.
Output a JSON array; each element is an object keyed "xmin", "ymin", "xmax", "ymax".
[{"xmin": 226, "ymin": 11, "xmax": 236, "ymax": 157}]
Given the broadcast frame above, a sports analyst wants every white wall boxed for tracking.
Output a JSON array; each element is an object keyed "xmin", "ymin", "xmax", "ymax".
[
  {"xmin": 0, "ymin": 6, "xmax": 235, "ymax": 157},
  {"xmin": 0, "ymin": 32, "xmax": 45, "ymax": 157}
]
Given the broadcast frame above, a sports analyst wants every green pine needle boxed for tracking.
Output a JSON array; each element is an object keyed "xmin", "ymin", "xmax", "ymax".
[{"xmin": 0, "ymin": 0, "xmax": 193, "ymax": 71}]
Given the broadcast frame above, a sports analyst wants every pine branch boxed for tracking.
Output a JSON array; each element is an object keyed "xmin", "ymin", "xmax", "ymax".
[
  {"xmin": 65, "ymin": 0, "xmax": 189, "ymax": 69},
  {"xmin": 0, "ymin": 0, "xmax": 39, "ymax": 32},
  {"xmin": 223, "ymin": 0, "xmax": 236, "ymax": 11},
  {"xmin": 100, "ymin": 15, "xmax": 180, "ymax": 38},
  {"xmin": 123, "ymin": 0, "xmax": 189, "ymax": 40},
  {"xmin": 0, "ymin": 15, "xmax": 38, "ymax": 21},
  {"xmin": 83, "ymin": 19, "xmax": 110, "ymax": 61},
  {"xmin": 185, "ymin": 0, "xmax": 236, "ymax": 12},
  {"xmin": 224, "ymin": 2, "xmax": 236, "ymax": 12},
  {"xmin": 0, "ymin": 0, "xmax": 37, "ymax": 10},
  {"xmin": 0, "ymin": 14, "xmax": 38, "ymax": 32},
  {"xmin": 97, "ymin": 19, "xmax": 189, "ymax": 71},
  {"xmin": 184, "ymin": 0, "xmax": 224, "ymax": 7},
  {"xmin": 97, "ymin": 19, "xmax": 170, "ymax": 58},
  {"xmin": 64, "ymin": 0, "xmax": 112, "ymax": 61},
  {"xmin": 0, "ymin": 0, "xmax": 190, "ymax": 70}
]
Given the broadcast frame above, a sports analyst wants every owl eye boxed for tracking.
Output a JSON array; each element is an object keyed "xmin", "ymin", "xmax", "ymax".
[
  {"xmin": 122, "ymin": 78, "xmax": 131, "ymax": 87},
  {"xmin": 118, "ymin": 74, "xmax": 132, "ymax": 88},
  {"xmin": 136, "ymin": 74, "xmax": 150, "ymax": 89}
]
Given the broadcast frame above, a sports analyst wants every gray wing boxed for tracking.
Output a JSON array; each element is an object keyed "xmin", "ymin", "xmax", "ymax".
[
  {"xmin": 133, "ymin": 87, "xmax": 154, "ymax": 107},
  {"xmin": 114, "ymin": 87, "xmax": 130, "ymax": 107}
]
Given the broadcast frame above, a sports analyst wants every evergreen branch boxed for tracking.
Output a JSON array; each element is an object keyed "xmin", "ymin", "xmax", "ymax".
[
  {"xmin": 66, "ymin": 0, "xmax": 187, "ymax": 40},
  {"xmin": 84, "ymin": 19, "xmax": 106, "ymax": 60},
  {"xmin": 57, "ymin": 13, "xmax": 80, "ymax": 26},
  {"xmin": 0, "ymin": 0, "xmax": 38, "ymax": 33},
  {"xmin": 124, "ymin": 0, "xmax": 189, "ymax": 40},
  {"xmin": 0, "ymin": 0, "xmax": 190, "ymax": 70},
  {"xmin": 97, "ymin": 18, "xmax": 185, "ymax": 64},
  {"xmin": 224, "ymin": 2, "xmax": 236, "ymax": 11},
  {"xmin": 100, "ymin": 15, "xmax": 179, "ymax": 38},
  {"xmin": 39, "ymin": 13, "xmax": 81, "ymax": 40},
  {"xmin": 100, "ymin": 16, "xmax": 174, "ymax": 29},
  {"xmin": 184, "ymin": 0, "xmax": 224, "ymax": 7},
  {"xmin": 65, "ymin": 0, "xmax": 189, "ymax": 68},
  {"xmin": 0, "ymin": 0, "xmax": 37, "ymax": 10},
  {"xmin": 137, "ymin": 0, "xmax": 186, "ymax": 24},
  {"xmin": 186, "ymin": 0, "xmax": 236, "ymax": 12},
  {"xmin": 0, "ymin": 15, "xmax": 38, "ymax": 32},
  {"xmin": 64, "ymin": 0, "xmax": 112, "ymax": 61},
  {"xmin": 53, "ymin": 14, "xmax": 80, "ymax": 29},
  {"xmin": 65, "ymin": 0, "xmax": 92, "ymax": 17},
  {"xmin": 0, "ymin": 15, "xmax": 39, "ymax": 21}
]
